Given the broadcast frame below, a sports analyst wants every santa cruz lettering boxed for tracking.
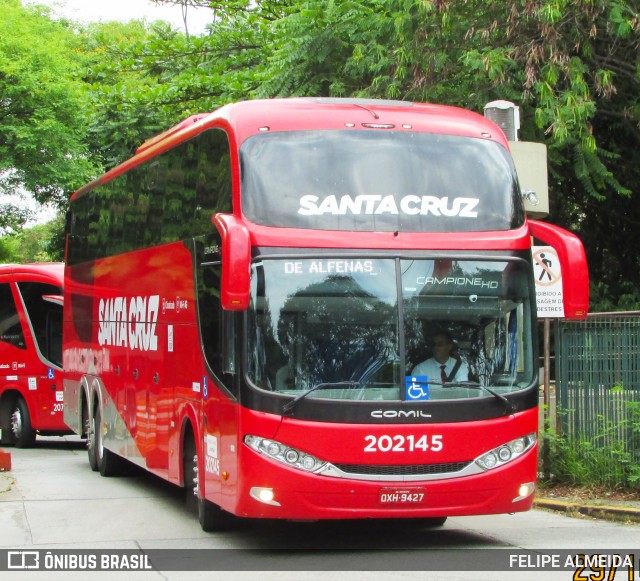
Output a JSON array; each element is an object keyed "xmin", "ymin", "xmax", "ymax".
[
  {"xmin": 98, "ymin": 295, "xmax": 159, "ymax": 352},
  {"xmin": 298, "ymin": 194, "xmax": 479, "ymax": 217}
]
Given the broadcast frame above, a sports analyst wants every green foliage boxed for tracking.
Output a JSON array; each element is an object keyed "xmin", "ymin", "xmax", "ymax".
[
  {"xmin": 0, "ymin": 0, "xmax": 99, "ymax": 207},
  {"xmin": 3, "ymin": 0, "xmax": 640, "ymax": 312},
  {"xmin": 590, "ymin": 281, "xmax": 640, "ymax": 313},
  {"xmin": 258, "ymin": 0, "xmax": 388, "ymax": 98},
  {"xmin": 260, "ymin": 0, "xmax": 639, "ymax": 194},
  {"xmin": 0, "ymin": 214, "xmax": 64, "ymax": 264},
  {"xmin": 255, "ymin": 0, "xmax": 640, "ymax": 296},
  {"xmin": 0, "ymin": 187, "xmax": 32, "ymax": 234},
  {"xmin": 541, "ymin": 402, "xmax": 640, "ymax": 490},
  {"xmin": 78, "ymin": 3, "xmax": 281, "ymax": 167}
]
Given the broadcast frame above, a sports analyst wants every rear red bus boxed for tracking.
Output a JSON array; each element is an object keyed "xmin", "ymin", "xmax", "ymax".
[{"xmin": 0, "ymin": 263, "xmax": 67, "ymax": 447}]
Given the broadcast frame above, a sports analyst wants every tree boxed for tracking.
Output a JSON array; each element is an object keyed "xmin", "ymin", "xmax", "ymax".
[
  {"xmin": 0, "ymin": 0, "xmax": 98, "ymax": 208},
  {"xmin": 0, "ymin": 214, "xmax": 64, "ymax": 263},
  {"xmin": 78, "ymin": 2, "xmax": 284, "ymax": 168},
  {"xmin": 78, "ymin": 19, "xmax": 176, "ymax": 168},
  {"xmin": 150, "ymin": 0, "xmax": 214, "ymax": 37},
  {"xmin": 258, "ymin": 0, "xmax": 640, "ymax": 310},
  {"xmin": 11, "ymin": 0, "xmax": 639, "ymax": 309}
]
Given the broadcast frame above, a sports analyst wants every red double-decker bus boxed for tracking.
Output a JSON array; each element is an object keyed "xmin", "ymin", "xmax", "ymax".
[
  {"xmin": 63, "ymin": 98, "xmax": 588, "ymax": 530},
  {"xmin": 0, "ymin": 263, "xmax": 67, "ymax": 447}
]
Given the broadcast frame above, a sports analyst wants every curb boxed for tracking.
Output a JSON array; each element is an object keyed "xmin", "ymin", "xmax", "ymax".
[{"xmin": 535, "ymin": 498, "xmax": 640, "ymax": 524}]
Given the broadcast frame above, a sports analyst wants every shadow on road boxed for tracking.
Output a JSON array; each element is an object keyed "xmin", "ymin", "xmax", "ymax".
[{"xmin": 29, "ymin": 437, "xmax": 87, "ymax": 452}]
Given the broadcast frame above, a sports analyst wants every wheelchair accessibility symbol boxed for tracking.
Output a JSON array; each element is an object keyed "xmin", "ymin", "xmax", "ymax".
[
  {"xmin": 405, "ymin": 376, "xmax": 430, "ymax": 401},
  {"xmin": 47, "ymin": 368, "xmax": 55, "ymax": 380}
]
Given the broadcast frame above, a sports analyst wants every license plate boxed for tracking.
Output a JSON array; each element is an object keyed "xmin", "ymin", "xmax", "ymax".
[{"xmin": 379, "ymin": 488, "xmax": 426, "ymax": 504}]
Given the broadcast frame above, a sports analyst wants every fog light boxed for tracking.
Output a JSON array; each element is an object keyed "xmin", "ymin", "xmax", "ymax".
[
  {"xmin": 513, "ymin": 482, "xmax": 536, "ymax": 502},
  {"xmin": 249, "ymin": 487, "xmax": 281, "ymax": 507}
]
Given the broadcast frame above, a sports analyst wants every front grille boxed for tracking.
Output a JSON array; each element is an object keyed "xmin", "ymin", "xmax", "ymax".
[{"xmin": 333, "ymin": 461, "xmax": 471, "ymax": 476}]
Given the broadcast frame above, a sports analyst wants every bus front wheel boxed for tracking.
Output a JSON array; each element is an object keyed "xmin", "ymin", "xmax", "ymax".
[
  {"xmin": 416, "ymin": 517, "xmax": 447, "ymax": 528},
  {"xmin": 183, "ymin": 432, "xmax": 231, "ymax": 532},
  {"xmin": 198, "ymin": 496, "xmax": 231, "ymax": 532},
  {"xmin": 10, "ymin": 397, "xmax": 36, "ymax": 448}
]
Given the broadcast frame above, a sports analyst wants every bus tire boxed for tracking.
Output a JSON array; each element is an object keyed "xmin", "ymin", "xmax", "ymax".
[
  {"xmin": 95, "ymin": 406, "xmax": 124, "ymax": 477},
  {"xmin": 183, "ymin": 430, "xmax": 230, "ymax": 531},
  {"xmin": 416, "ymin": 517, "xmax": 447, "ymax": 528},
  {"xmin": 10, "ymin": 397, "xmax": 36, "ymax": 448},
  {"xmin": 87, "ymin": 407, "xmax": 99, "ymax": 472},
  {"xmin": 183, "ymin": 433, "xmax": 198, "ymax": 515},
  {"xmin": 198, "ymin": 496, "xmax": 231, "ymax": 532}
]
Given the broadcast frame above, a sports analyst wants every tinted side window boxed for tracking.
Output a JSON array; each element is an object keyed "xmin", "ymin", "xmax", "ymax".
[
  {"xmin": 68, "ymin": 128, "xmax": 233, "ymax": 265},
  {"xmin": 241, "ymin": 130, "xmax": 524, "ymax": 232},
  {"xmin": 17, "ymin": 282, "xmax": 63, "ymax": 367},
  {"xmin": 0, "ymin": 283, "xmax": 26, "ymax": 349},
  {"xmin": 195, "ymin": 235, "xmax": 236, "ymax": 396}
]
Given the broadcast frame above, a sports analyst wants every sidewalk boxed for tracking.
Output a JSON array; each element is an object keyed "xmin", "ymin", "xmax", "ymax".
[{"xmin": 534, "ymin": 493, "xmax": 640, "ymax": 524}]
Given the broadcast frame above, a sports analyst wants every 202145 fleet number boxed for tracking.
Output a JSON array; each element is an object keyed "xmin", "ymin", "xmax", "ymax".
[{"xmin": 364, "ymin": 434, "xmax": 443, "ymax": 453}]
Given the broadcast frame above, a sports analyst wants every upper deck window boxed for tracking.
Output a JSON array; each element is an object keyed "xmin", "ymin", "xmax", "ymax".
[
  {"xmin": 240, "ymin": 130, "xmax": 524, "ymax": 232},
  {"xmin": 67, "ymin": 128, "xmax": 232, "ymax": 265}
]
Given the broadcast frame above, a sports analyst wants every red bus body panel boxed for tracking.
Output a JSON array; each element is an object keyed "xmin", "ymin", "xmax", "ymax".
[{"xmin": 224, "ymin": 408, "xmax": 538, "ymax": 519}]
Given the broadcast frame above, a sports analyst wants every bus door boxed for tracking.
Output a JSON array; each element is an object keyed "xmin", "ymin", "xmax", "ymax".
[
  {"xmin": 195, "ymin": 235, "xmax": 239, "ymax": 508},
  {"xmin": 13, "ymin": 281, "xmax": 63, "ymax": 430}
]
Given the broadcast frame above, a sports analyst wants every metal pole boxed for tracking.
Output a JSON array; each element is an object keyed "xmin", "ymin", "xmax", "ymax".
[
  {"xmin": 542, "ymin": 317, "xmax": 551, "ymax": 479},
  {"xmin": 544, "ymin": 318, "xmax": 551, "ymax": 411}
]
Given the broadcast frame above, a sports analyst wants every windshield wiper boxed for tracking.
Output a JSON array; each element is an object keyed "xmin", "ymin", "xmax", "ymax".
[
  {"xmin": 436, "ymin": 380, "xmax": 515, "ymax": 415},
  {"xmin": 282, "ymin": 379, "xmax": 514, "ymax": 416},
  {"xmin": 282, "ymin": 381, "xmax": 362, "ymax": 415}
]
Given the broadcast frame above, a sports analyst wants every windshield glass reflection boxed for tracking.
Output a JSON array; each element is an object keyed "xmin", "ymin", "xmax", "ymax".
[
  {"xmin": 241, "ymin": 131, "xmax": 524, "ymax": 232},
  {"xmin": 402, "ymin": 259, "xmax": 535, "ymax": 402},
  {"xmin": 248, "ymin": 259, "xmax": 400, "ymax": 402},
  {"xmin": 247, "ymin": 258, "xmax": 534, "ymax": 402}
]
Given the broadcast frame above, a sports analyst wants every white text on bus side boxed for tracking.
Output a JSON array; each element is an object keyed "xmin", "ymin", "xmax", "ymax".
[
  {"xmin": 98, "ymin": 295, "xmax": 159, "ymax": 352},
  {"xmin": 298, "ymin": 194, "xmax": 480, "ymax": 217}
]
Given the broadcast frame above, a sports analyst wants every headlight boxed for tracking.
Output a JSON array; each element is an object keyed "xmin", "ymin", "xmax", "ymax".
[
  {"xmin": 244, "ymin": 435, "xmax": 327, "ymax": 473},
  {"xmin": 475, "ymin": 433, "xmax": 536, "ymax": 471}
]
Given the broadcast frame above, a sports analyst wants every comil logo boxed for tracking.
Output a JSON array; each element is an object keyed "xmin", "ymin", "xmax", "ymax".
[
  {"xmin": 298, "ymin": 194, "xmax": 479, "ymax": 217},
  {"xmin": 98, "ymin": 295, "xmax": 159, "ymax": 352}
]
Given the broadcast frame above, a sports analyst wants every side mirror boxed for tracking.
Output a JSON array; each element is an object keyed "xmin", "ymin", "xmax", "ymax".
[
  {"xmin": 529, "ymin": 220, "xmax": 589, "ymax": 319},
  {"xmin": 212, "ymin": 214, "xmax": 251, "ymax": 311}
]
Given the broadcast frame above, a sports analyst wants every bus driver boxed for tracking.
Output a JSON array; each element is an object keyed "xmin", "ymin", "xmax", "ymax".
[{"xmin": 411, "ymin": 331, "xmax": 469, "ymax": 384}]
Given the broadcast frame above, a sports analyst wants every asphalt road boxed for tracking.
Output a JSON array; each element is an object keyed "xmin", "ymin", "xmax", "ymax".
[{"xmin": 1, "ymin": 436, "xmax": 639, "ymax": 581}]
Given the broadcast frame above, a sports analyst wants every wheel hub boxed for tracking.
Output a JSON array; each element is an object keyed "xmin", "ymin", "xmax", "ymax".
[{"xmin": 10, "ymin": 407, "xmax": 23, "ymax": 438}]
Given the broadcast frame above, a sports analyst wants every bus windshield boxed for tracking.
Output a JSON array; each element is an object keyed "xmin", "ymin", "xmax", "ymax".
[
  {"xmin": 241, "ymin": 131, "xmax": 524, "ymax": 232},
  {"xmin": 247, "ymin": 257, "xmax": 535, "ymax": 402}
]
